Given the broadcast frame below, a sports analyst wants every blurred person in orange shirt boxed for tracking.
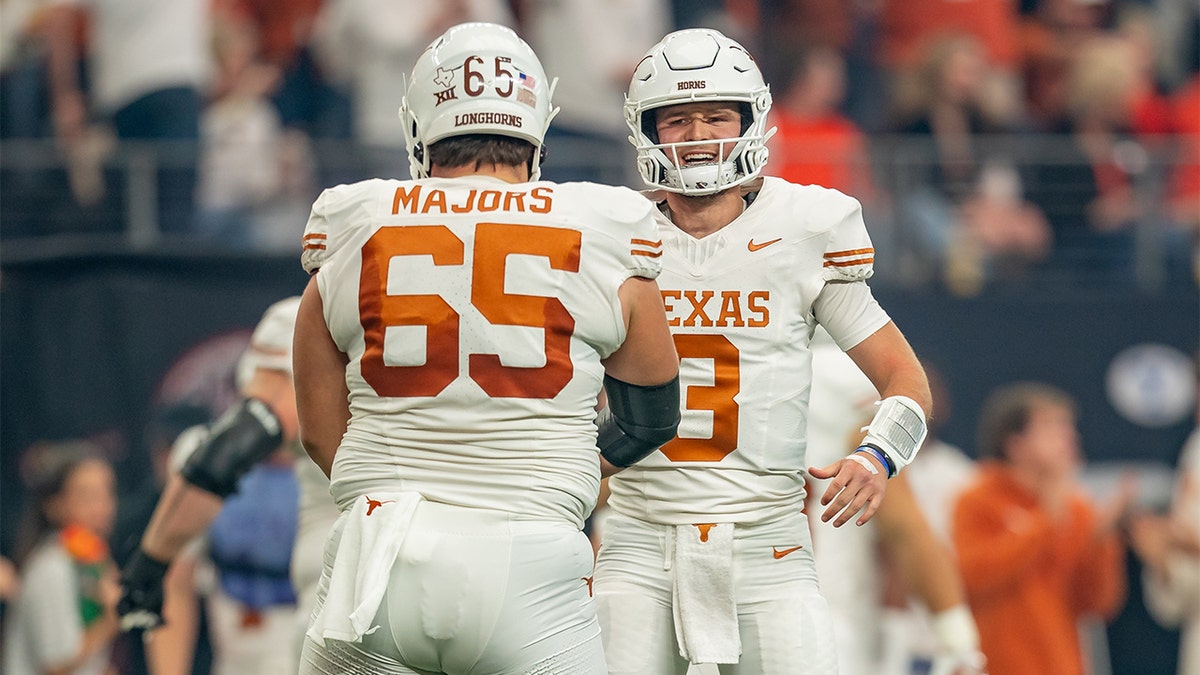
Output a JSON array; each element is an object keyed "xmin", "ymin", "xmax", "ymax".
[
  {"xmin": 768, "ymin": 45, "xmax": 876, "ymax": 202},
  {"xmin": 952, "ymin": 383, "xmax": 1131, "ymax": 675},
  {"xmin": 1164, "ymin": 19, "xmax": 1200, "ymax": 236}
]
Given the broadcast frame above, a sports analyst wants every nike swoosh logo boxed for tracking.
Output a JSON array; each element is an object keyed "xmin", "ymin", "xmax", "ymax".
[
  {"xmin": 748, "ymin": 237, "xmax": 782, "ymax": 252},
  {"xmin": 772, "ymin": 545, "xmax": 803, "ymax": 559}
]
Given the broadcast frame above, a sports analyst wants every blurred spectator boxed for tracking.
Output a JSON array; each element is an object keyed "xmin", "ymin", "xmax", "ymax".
[
  {"xmin": 891, "ymin": 33, "xmax": 1050, "ymax": 292},
  {"xmin": 1024, "ymin": 35, "xmax": 1145, "ymax": 286},
  {"xmin": 3, "ymin": 440, "xmax": 120, "ymax": 675},
  {"xmin": 878, "ymin": 0, "xmax": 1022, "ymax": 72},
  {"xmin": 1116, "ymin": 7, "xmax": 1173, "ymax": 138},
  {"xmin": 45, "ymin": 0, "xmax": 212, "ymax": 235},
  {"xmin": 314, "ymin": 0, "xmax": 511, "ymax": 170},
  {"xmin": 1163, "ymin": 19, "xmax": 1200, "ymax": 269},
  {"xmin": 519, "ymin": 0, "xmax": 671, "ymax": 186},
  {"xmin": 1018, "ymin": 0, "xmax": 1112, "ymax": 132},
  {"xmin": 1, "ymin": 0, "xmax": 54, "ymax": 139},
  {"xmin": 953, "ymin": 382, "xmax": 1131, "ymax": 675},
  {"xmin": 768, "ymin": 45, "xmax": 877, "ymax": 201},
  {"xmin": 1128, "ymin": 412, "xmax": 1200, "ymax": 675},
  {"xmin": 213, "ymin": 0, "xmax": 350, "ymax": 140},
  {"xmin": 195, "ymin": 7, "xmax": 320, "ymax": 250}
]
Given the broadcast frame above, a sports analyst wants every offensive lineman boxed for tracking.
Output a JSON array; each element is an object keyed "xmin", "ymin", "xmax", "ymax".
[
  {"xmin": 291, "ymin": 22, "xmax": 680, "ymax": 675},
  {"xmin": 594, "ymin": 28, "xmax": 933, "ymax": 674}
]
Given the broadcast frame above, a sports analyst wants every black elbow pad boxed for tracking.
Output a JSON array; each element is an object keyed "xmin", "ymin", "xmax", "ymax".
[
  {"xmin": 597, "ymin": 374, "xmax": 681, "ymax": 468},
  {"xmin": 180, "ymin": 398, "xmax": 283, "ymax": 497}
]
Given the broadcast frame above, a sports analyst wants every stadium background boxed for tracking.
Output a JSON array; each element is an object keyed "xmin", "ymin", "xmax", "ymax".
[{"xmin": 1, "ymin": 1, "xmax": 1197, "ymax": 673}]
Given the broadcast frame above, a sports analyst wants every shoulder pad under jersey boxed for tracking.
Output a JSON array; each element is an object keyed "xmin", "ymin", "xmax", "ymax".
[
  {"xmin": 556, "ymin": 182, "xmax": 664, "ymax": 281},
  {"xmin": 761, "ymin": 178, "xmax": 874, "ymax": 283},
  {"xmin": 301, "ymin": 179, "xmax": 393, "ymax": 274}
]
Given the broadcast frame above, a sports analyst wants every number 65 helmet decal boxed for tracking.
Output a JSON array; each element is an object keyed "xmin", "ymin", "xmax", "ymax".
[
  {"xmin": 401, "ymin": 22, "xmax": 559, "ymax": 180},
  {"xmin": 625, "ymin": 29, "xmax": 775, "ymax": 196}
]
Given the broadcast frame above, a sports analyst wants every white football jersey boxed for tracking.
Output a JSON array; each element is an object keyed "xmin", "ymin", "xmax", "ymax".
[
  {"xmin": 302, "ymin": 176, "xmax": 663, "ymax": 528},
  {"xmin": 607, "ymin": 177, "xmax": 888, "ymax": 525}
]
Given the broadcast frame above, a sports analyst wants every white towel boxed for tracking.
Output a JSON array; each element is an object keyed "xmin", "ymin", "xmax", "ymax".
[
  {"xmin": 672, "ymin": 523, "xmax": 741, "ymax": 664},
  {"xmin": 306, "ymin": 492, "xmax": 422, "ymax": 645}
]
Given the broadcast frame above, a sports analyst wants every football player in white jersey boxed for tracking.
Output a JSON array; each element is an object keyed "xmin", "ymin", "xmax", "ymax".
[
  {"xmin": 594, "ymin": 28, "xmax": 933, "ymax": 674},
  {"xmin": 291, "ymin": 22, "xmax": 681, "ymax": 675},
  {"xmin": 117, "ymin": 296, "xmax": 341, "ymax": 673}
]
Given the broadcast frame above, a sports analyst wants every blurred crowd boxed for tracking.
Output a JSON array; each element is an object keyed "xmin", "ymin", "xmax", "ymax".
[{"xmin": 0, "ymin": 0, "xmax": 1197, "ymax": 292}]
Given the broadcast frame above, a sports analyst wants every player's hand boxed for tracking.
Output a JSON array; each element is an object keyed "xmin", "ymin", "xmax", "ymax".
[
  {"xmin": 807, "ymin": 453, "xmax": 888, "ymax": 527},
  {"xmin": 117, "ymin": 549, "xmax": 171, "ymax": 631}
]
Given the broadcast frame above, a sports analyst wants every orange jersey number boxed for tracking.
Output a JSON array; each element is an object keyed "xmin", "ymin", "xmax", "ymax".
[
  {"xmin": 659, "ymin": 333, "xmax": 740, "ymax": 462},
  {"xmin": 359, "ymin": 222, "xmax": 580, "ymax": 398}
]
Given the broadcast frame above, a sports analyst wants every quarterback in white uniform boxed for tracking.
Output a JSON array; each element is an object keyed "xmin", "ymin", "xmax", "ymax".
[
  {"xmin": 292, "ymin": 23, "xmax": 680, "ymax": 675},
  {"xmin": 595, "ymin": 29, "xmax": 933, "ymax": 675}
]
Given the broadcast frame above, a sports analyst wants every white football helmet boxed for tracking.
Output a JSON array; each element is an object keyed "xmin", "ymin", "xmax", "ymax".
[
  {"xmin": 625, "ymin": 29, "xmax": 774, "ymax": 195},
  {"xmin": 400, "ymin": 22, "xmax": 558, "ymax": 180}
]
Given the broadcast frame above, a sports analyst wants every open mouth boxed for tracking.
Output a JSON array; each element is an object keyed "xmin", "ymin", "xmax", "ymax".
[{"xmin": 681, "ymin": 150, "xmax": 718, "ymax": 166}]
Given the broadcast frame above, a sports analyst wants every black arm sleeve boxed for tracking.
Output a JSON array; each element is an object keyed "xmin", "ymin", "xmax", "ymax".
[
  {"xmin": 597, "ymin": 374, "xmax": 681, "ymax": 468},
  {"xmin": 179, "ymin": 397, "xmax": 283, "ymax": 497}
]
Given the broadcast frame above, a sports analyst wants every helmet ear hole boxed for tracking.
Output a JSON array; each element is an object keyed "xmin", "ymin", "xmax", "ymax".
[{"xmin": 413, "ymin": 143, "xmax": 424, "ymax": 164}]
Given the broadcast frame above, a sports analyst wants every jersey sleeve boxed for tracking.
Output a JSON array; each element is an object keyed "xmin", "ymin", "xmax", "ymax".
[
  {"xmin": 819, "ymin": 192, "xmax": 875, "ymax": 283},
  {"xmin": 627, "ymin": 201, "xmax": 664, "ymax": 280},
  {"xmin": 576, "ymin": 183, "xmax": 663, "ymax": 280},
  {"xmin": 301, "ymin": 181, "xmax": 378, "ymax": 274}
]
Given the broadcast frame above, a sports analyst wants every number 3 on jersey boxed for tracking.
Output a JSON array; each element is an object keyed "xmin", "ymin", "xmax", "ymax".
[
  {"xmin": 358, "ymin": 223, "xmax": 580, "ymax": 399},
  {"xmin": 660, "ymin": 333, "xmax": 740, "ymax": 462}
]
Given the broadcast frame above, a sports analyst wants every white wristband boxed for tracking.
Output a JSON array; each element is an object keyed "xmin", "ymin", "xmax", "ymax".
[
  {"xmin": 931, "ymin": 604, "xmax": 981, "ymax": 655},
  {"xmin": 846, "ymin": 453, "xmax": 879, "ymax": 475}
]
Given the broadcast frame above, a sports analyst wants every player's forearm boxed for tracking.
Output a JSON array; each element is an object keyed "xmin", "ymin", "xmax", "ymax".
[
  {"xmin": 140, "ymin": 475, "xmax": 224, "ymax": 561},
  {"xmin": 145, "ymin": 558, "xmax": 200, "ymax": 675},
  {"xmin": 876, "ymin": 478, "xmax": 965, "ymax": 612}
]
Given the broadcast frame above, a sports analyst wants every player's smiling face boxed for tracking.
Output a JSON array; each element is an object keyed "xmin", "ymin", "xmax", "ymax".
[{"xmin": 654, "ymin": 101, "xmax": 742, "ymax": 167}]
